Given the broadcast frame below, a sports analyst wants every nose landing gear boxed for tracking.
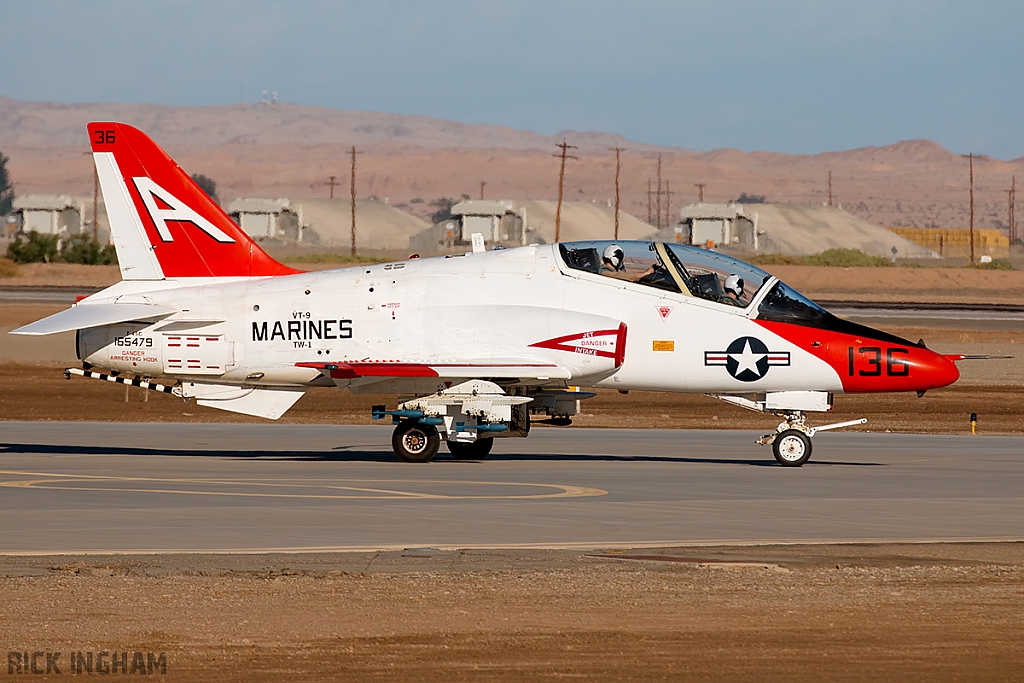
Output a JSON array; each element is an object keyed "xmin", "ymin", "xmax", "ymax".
[{"xmin": 756, "ymin": 411, "xmax": 868, "ymax": 467}]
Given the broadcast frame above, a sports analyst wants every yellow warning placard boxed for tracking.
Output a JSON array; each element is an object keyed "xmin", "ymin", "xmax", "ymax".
[{"xmin": 652, "ymin": 340, "xmax": 675, "ymax": 352}]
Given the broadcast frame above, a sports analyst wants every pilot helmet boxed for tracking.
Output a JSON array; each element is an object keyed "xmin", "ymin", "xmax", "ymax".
[
  {"xmin": 603, "ymin": 244, "xmax": 625, "ymax": 271},
  {"xmin": 724, "ymin": 274, "xmax": 744, "ymax": 297}
]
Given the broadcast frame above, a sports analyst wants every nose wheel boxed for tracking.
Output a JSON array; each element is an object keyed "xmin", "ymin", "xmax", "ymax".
[{"xmin": 772, "ymin": 429, "xmax": 812, "ymax": 467}]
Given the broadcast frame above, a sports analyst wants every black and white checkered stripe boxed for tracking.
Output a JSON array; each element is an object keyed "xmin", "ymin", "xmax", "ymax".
[{"xmin": 64, "ymin": 367, "xmax": 175, "ymax": 394}]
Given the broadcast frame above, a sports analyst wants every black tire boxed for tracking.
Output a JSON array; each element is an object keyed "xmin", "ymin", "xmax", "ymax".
[
  {"xmin": 447, "ymin": 438, "xmax": 494, "ymax": 460},
  {"xmin": 392, "ymin": 421, "xmax": 440, "ymax": 463},
  {"xmin": 772, "ymin": 429, "xmax": 812, "ymax": 467}
]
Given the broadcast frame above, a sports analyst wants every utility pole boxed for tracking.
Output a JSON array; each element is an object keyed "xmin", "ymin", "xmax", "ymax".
[
  {"xmin": 827, "ymin": 170, "xmax": 833, "ymax": 207},
  {"xmin": 479, "ymin": 180, "xmax": 487, "ymax": 200},
  {"xmin": 655, "ymin": 155, "xmax": 663, "ymax": 229},
  {"xmin": 609, "ymin": 146, "xmax": 622, "ymax": 240},
  {"xmin": 963, "ymin": 153, "xmax": 975, "ymax": 265},
  {"xmin": 694, "ymin": 183, "xmax": 706, "ymax": 203},
  {"xmin": 552, "ymin": 140, "xmax": 578, "ymax": 242},
  {"xmin": 647, "ymin": 179, "xmax": 653, "ymax": 224},
  {"xmin": 326, "ymin": 175, "xmax": 339, "ymax": 199},
  {"xmin": 664, "ymin": 180, "xmax": 673, "ymax": 228},
  {"xmin": 92, "ymin": 165, "xmax": 99, "ymax": 241},
  {"xmin": 349, "ymin": 147, "xmax": 360, "ymax": 257},
  {"xmin": 1006, "ymin": 176, "xmax": 1017, "ymax": 252}
]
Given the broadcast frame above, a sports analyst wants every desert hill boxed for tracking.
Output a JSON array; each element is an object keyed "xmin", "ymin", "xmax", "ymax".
[{"xmin": 2, "ymin": 97, "xmax": 1022, "ymax": 234}]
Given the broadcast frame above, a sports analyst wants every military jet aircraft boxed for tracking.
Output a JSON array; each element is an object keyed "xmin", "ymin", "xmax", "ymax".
[{"xmin": 11, "ymin": 123, "xmax": 966, "ymax": 466}]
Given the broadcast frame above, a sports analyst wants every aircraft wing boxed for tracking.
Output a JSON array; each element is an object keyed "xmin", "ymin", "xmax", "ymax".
[
  {"xmin": 297, "ymin": 360, "xmax": 573, "ymax": 381},
  {"xmin": 10, "ymin": 303, "xmax": 176, "ymax": 336}
]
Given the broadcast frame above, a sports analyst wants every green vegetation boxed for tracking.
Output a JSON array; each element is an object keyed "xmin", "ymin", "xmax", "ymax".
[
  {"xmin": 745, "ymin": 253, "xmax": 804, "ymax": 266},
  {"xmin": 0, "ymin": 151, "xmax": 13, "ymax": 216},
  {"xmin": 748, "ymin": 248, "xmax": 891, "ymax": 268},
  {"xmin": 973, "ymin": 258, "xmax": 1014, "ymax": 271},
  {"xmin": 0, "ymin": 257, "xmax": 21, "ymax": 278},
  {"xmin": 6, "ymin": 231, "xmax": 117, "ymax": 265},
  {"xmin": 59, "ymin": 233, "xmax": 118, "ymax": 265},
  {"xmin": 283, "ymin": 253, "xmax": 390, "ymax": 265},
  {"xmin": 801, "ymin": 248, "xmax": 892, "ymax": 267},
  {"xmin": 7, "ymin": 231, "xmax": 58, "ymax": 263}
]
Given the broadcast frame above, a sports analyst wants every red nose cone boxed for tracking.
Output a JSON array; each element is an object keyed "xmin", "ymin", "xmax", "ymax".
[{"xmin": 916, "ymin": 349, "xmax": 960, "ymax": 391}]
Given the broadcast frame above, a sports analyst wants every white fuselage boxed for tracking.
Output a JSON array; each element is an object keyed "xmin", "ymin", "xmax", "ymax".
[{"xmin": 77, "ymin": 244, "xmax": 844, "ymax": 396}]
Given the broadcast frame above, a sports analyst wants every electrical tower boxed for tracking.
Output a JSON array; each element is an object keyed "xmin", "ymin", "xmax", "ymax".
[
  {"xmin": 349, "ymin": 147, "xmax": 360, "ymax": 257},
  {"xmin": 694, "ymin": 183, "xmax": 706, "ymax": 203},
  {"xmin": 827, "ymin": 170, "xmax": 833, "ymax": 207},
  {"xmin": 552, "ymin": 140, "xmax": 578, "ymax": 242},
  {"xmin": 480, "ymin": 181, "xmax": 487, "ymax": 200},
  {"xmin": 325, "ymin": 175, "xmax": 339, "ymax": 199},
  {"xmin": 609, "ymin": 146, "xmax": 622, "ymax": 240}
]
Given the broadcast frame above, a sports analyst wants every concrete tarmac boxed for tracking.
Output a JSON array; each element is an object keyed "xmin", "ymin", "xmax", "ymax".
[{"xmin": 1, "ymin": 422, "xmax": 1022, "ymax": 554}]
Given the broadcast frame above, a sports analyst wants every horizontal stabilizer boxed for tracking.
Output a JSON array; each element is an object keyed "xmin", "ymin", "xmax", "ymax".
[{"xmin": 10, "ymin": 303, "xmax": 176, "ymax": 336}]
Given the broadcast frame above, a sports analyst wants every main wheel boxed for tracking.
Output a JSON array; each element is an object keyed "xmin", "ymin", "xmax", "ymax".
[
  {"xmin": 447, "ymin": 438, "xmax": 494, "ymax": 460},
  {"xmin": 772, "ymin": 429, "xmax": 812, "ymax": 467},
  {"xmin": 392, "ymin": 421, "xmax": 440, "ymax": 463}
]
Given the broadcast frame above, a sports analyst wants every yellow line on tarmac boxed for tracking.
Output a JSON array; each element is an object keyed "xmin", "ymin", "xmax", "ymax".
[{"xmin": 0, "ymin": 470, "xmax": 607, "ymax": 500}]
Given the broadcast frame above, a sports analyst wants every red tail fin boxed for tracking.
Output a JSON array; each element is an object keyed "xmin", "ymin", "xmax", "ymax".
[{"xmin": 89, "ymin": 122, "xmax": 300, "ymax": 279}]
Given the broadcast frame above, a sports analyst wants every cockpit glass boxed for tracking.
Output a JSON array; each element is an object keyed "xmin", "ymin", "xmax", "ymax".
[
  {"xmin": 664, "ymin": 244, "xmax": 772, "ymax": 308},
  {"xmin": 559, "ymin": 241, "xmax": 680, "ymax": 293},
  {"xmin": 756, "ymin": 281, "xmax": 829, "ymax": 325}
]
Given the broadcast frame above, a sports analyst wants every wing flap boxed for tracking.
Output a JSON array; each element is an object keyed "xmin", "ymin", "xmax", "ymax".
[{"xmin": 10, "ymin": 303, "xmax": 176, "ymax": 336}]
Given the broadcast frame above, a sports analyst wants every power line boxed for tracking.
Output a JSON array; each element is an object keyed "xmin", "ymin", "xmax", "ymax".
[
  {"xmin": 349, "ymin": 147, "xmax": 360, "ymax": 257},
  {"xmin": 325, "ymin": 175, "xmax": 339, "ymax": 199},
  {"xmin": 827, "ymin": 170, "xmax": 833, "ymax": 207},
  {"xmin": 552, "ymin": 140, "xmax": 578, "ymax": 242},
  {"xmin": 479, "ymin": 180, "xmax": 487, "ymax": 200},
  {"xmin": 609, "ymin": 146, "xmax": 622, "ymax": 240}
]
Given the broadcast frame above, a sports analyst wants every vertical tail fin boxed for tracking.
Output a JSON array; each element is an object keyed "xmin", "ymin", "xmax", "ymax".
[{"xmin": 89, "ymin": 122, "xmax": 300, "ymax": 280}]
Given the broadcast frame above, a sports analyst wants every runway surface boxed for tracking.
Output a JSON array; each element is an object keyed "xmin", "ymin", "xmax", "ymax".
[{"xmin": 2, "ymin": 422, "xmax": 1022, "ymax": 553}]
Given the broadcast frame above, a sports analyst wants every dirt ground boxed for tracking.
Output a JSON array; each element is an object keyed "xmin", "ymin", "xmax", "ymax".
[{"xmin": 1, "ymin": 544, "xmax": 1022, "ymax": 682}]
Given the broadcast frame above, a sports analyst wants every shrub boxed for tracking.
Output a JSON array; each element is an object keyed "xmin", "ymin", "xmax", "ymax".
[
  {"xmin": 973, "ymin": 258, "xmax": 1014, "ymax": 271},
  {"xmin": 6, "ymin": 231, "xmax": 59, "ymax": 263},
  {"xmin": 746, "ymin": 253, "xmax": 803, "ymax": 266},
  {"xmin": 59, "ymin": 233, "xmax": 118, "ymax": 265},
  {"xmin": 801, "ymin": 248, "xmax": 891, "ymax": 267},
  {"xmin": 5, "ymin": 231, "xmax": 117, "ymax": 265}
]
